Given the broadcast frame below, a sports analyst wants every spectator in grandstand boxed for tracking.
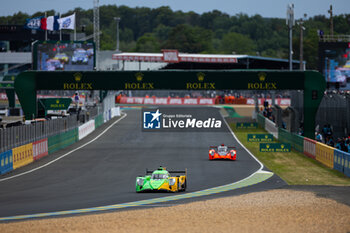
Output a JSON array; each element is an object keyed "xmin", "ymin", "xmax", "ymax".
[
  {"xmin": 341, "ymin": 138, "xmax": 348, "ymax": 152},
  {"xmin": 316, "ymin": 132, "xmax": 323, "ymax": 142},
  {"xmin": 326, "ymin": 136, "xmax": 335, "ymax": 147},
  {"xmin": 335, "ymin": 138, "xmax": 342, "ymax": 150},
  {"xmin": 322, "ymin": 124, "xmax": 333, "ymax": 138},
  {"xmin": 335, "ymin": 138, "xmax": 348, "ymax": 152},
  {"xmin": 345, "ymin": 137, "xmax": 350, "ymax": 152},
  {"xmin": 298, "ymin": 126, "xmax": 304, "ymax": 136},
  {"xmin": 74, "ymin": 92, "xmax": 80, "ymax": 107}
]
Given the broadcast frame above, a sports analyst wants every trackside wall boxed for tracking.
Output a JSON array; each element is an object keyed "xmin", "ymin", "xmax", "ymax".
[{"xmin": 256, "ymin": 114, "xmax": 349, "ymax": 178}]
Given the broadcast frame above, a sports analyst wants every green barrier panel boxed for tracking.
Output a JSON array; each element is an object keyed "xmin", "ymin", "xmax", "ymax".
[
  {"xmin": 48, "ymin": 128, "xmax": 78, "ymax": 154},
  {"xmin": 94, "ymin": 114, "xmax": 104, "ymax": 128},
  {"xmin": 278, "ymin": 128, "xmax": 304, "ymax": 152},
  {"xmin": 257, "ymin": 114, "xmax": 265, "ymax": 128}
]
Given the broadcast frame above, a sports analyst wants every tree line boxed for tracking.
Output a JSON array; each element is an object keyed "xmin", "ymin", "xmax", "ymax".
[{"xmin": 1, "ymin": 5, "xmax": 350, "ymax": 69}]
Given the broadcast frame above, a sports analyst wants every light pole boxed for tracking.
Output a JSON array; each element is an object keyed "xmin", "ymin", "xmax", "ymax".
[
  {"xmin": 298, "ymin": 14, "xmax": 307, "ymax": 70},
  {"xmin": 114, "ymin": 17, "xmax": 121, "ymax": 53},
  {"xmin": 286, "ymin": 4, "xmax": 295, "ymax": 71}
]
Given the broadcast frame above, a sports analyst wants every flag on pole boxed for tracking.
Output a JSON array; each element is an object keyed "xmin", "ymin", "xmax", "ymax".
[
  {"xmin": 41, "ymin": 16, "xmax": 59, "ymax": 31},
  {"xmin": 57, "ymin": 13, "xmax": 75, "ymax": 30},
  {"xmin": 46, "ymin": 16, "xmax": 59, "ymax": 31},
  {"xmin": 40, "ymin": 17, "xmax": 47, "ymax": 30},
  {"xmin": 24, "ymin": 16, "xmax": 43, "ymax": 30}
]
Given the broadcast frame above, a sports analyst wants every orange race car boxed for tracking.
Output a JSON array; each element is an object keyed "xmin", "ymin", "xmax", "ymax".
[{"xmin": 209, "ymin": 144, "xmax": 236, "ymax": 160}]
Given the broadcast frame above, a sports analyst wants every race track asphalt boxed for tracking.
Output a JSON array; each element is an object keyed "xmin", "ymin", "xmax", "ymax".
[{"xmin": 0, "ymin": 107, "xmax": 284, "ymax": 218}]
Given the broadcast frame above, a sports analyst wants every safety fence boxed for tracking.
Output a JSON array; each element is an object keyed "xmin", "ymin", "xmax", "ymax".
[
  {"xmin": 257, "ymin": 113, "xmax": 350, "ymax": 178},
  {"xmin": 0, "ymin": 95, "xmax": 121, "ymax": 176},
  {"xmin": 0, "ymin": 114, "xmax": 78, "ymax": 154}
]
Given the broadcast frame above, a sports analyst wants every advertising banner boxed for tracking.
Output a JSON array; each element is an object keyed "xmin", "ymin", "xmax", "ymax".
[
  {"xmin": 12, "ymin": 143, "xmax": 33, "ymax": 170},
  {"xmin": 119, "ymin": 97, "xmax": 215, "ymax": 105},
  {"xmin": 260, "ymin": 143, "xmax": 291, "ymax": 152},
  {"xmin": 0, "ymin": 150, "xmax": 13, "ymax": 175},
  {"xmin": 247, "ymin": 134, "xmax": 273, "ymax": 142},
  {"xmin": 33, "ymin": 139, "xmax": 48, "ymax": 160},
  {"xmin": 78, "ymin": 120, "xmax": 95, "ymax": 140},
  {"xmin": 236, "ymin": 122, "xmax": 258, "ymax": 129}
]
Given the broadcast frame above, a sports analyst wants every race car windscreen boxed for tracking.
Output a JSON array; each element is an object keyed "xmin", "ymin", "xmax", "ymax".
[
  {"xmin": 151, "ymin": 173, "xmax": 168, "ymax": 179},
  {"xmin": 35, "ymin": 41, "xmax": 95, "ymax": 71},
  {"xmin": 218, "ymin": 146, "xmax": 228, "ymax": 153}
]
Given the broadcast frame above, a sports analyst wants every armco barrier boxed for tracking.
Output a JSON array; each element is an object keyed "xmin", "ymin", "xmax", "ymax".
[
  {"xmin": 278, "ymin": 128, "xmax": 304, "ymax": 152},
  {"xmin": 315, "ymin": 142, "xmax": 334, "ymax": 168},
  {"xmin": 79, "ymin": 120, "xmax": 95, "ymax": 140},
  {"xmin": 48, "ymin": 129, "xmax": 78, "ymax": 154},
  {"xmin": 265, "ymin": 118, "xmax": 278, "ymax": 139},
  {"xmin": 304, "ymin": 137, "xmax": 316, "ymax": 159},
  {"xmin": 334, "ymin": 149, "xmax": 345, "ymax": 173},
  {"xmin": 344, "ymin": 153, "xmax": 350, "ymax": 177},
  {"xmin": 0, "ymin": 150, "xmax": 13, "ymax": 174},
  {"xmin": 33, "ymin": 138, "xmax": 48, "ymax": 161},
  {"xmin": 12, "ymin": 143, "xmax": 33, "ymax": 170}
]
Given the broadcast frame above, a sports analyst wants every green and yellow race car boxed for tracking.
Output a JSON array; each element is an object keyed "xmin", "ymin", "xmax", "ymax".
[{"xmin": 136, "ymin": 167, "xmax": 187, "ymax": 193}]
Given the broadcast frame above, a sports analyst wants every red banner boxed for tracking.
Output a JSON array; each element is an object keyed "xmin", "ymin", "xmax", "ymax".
[
  {"xmin": 118, "ymin": 97, "xmax": 215, "ymax": 105},
  {"xmin": 246, "ymin": 98, "xmax": 290, "ymax": 106},
  {"xmin": 32, "ymin": 138, "xmax": 48, "ymax": 160}
]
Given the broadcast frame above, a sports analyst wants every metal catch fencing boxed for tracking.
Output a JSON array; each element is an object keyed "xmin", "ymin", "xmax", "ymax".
[
  {"xmin": 0, "ymin": 103, "xmax": 104, "ymax": 154},
  {"xmin": 291, "ymin": 91, "xmax": 350, "ymax": 138}
]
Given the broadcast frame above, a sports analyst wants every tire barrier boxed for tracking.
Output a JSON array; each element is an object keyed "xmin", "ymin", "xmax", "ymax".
[
  {"xmin": 315, "ymin": 142, "xmax": 334, "ymax": 168},
  {"xmin": 78, "ymin": 120, "xmax": 95, "ymax": 140},
  {"xmin": 334, "ymin": 149, "xmax": 345, "ymax": 173},
  {"xmin": 304, "ymin": 138, "xmax": 316, "ymax": 159},
  {"xmin": 257, "ymin": 113, "xmax": 349, "ymax": 177},
  {"xmin": 0, "ymin": 150, "xmax": 13, "ymax": 175},
  {"xmin": 48, "ymin": 129, "xmax": 78, "ymax": 154},
  {"xmin": 32, "ymin": 139, "xmax": 48, "ymax": 161},
  {"xmin": 0, "ymin": 95, "xmax": 118, "ymax": 176},
  {"xmin": 344, "ymin": 152, "xmax": 350, "ymax": 177},
  {"xmin": 12, "ymin": 143, "xmax": 33, "ymax": 170}
]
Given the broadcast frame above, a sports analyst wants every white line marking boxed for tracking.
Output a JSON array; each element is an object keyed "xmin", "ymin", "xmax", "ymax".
[
  {"xmin": 0, "ymin": 113, "xmax": 128, "ymax": 182},
  {"xmin": 222, "ymin": 115, "xmax": 264, "ymax": 172}
]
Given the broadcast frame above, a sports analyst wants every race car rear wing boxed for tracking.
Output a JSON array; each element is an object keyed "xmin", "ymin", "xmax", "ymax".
[
  {"xmin": 146, "ymin": 168, "xmax": 187, "ymax": 176},
  {"xmin": 169, "ymin": 168, "xmax": 187, "ymax": 177}
]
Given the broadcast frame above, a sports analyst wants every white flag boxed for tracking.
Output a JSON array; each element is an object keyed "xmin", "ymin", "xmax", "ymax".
[
  {"xmin": 46, "ymin": 16, "xmax": 54, "ymax": 31},
  {"xmin": 57, "ymin": 13, "xmax": 75, "ymax": 30}
]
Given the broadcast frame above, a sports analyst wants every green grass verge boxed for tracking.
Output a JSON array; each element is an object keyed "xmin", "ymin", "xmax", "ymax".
[{"xmin": 230, "ymin": 123, "xmax": 350, "ymax": 185}]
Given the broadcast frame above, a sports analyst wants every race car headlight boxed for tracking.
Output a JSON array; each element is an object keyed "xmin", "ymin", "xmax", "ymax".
[
  {"xmin": 209, "ymin": 150, "xmax": 215, "ymax": 156},
  {"xmin": 137, "ymin": 178, "xmax": 144, "ymax": 186},
  {"xmin": 169, "ymin": 178, "xmax": 176, "ymax": 186},
  {"xmin": 230, "ymin": 151, "xmax": 236, "ymax": 156}
]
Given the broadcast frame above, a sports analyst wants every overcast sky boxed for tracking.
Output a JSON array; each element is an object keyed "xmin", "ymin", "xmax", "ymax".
[{"xmin": 1, "ymin": 0, "xmax": 349, "ymax": 19}]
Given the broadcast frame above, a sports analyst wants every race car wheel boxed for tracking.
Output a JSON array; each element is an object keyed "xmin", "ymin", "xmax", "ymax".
[{"xmin": 182, "ymin": 180, "xmax": 187, "ymax": 191}]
